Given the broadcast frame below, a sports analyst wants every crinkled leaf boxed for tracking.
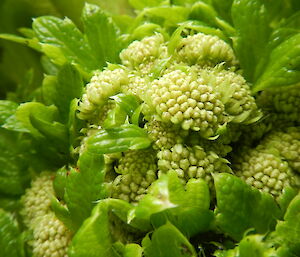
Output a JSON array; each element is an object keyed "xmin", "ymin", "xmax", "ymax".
[
  {"xmin": 276, "ymin": 193, "xmax": 300, "ymax": 254},
  {"xmin": 130, "ymin": 172, "xmax": 214, "ymax": 237},
  {"xmin": 64, "ymin": 151, "xmax": 106, "ymax": 231},
  {"xmin": 87, "ymin": 124, "xmax": 151, "ymax": 154},
  {"xmin": 68, "ymin": 200, "xmax": 113, "ymax": 257},
  {"xmin": 143, "ymin": 222, "xmax": 197, "ymax": 257},
  {"xmin": 232, "ymin": 0, "xmax": 270, "ymax": 82},
  {"xmin": 32, "ymin": 16, "xmax": 98, "ymax": 73},
  {"xmin": 0, "ymin": 209, "xmax": 23, "ymax": 257},
  {"xmin": 214, "ymin": 173, "xmax": 281, "ymax": 241},
  {"xmin": 82, "ymin": 3, "xmax": 121, "ymax": 68},
  {"xmin": 253, "ymin": 32, "xmax": 300, "ymax": 92}
]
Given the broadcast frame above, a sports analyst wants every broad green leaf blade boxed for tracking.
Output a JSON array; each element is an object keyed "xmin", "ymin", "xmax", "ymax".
[
  {"xmin": 55, "ymin": 64, "xmax": 83, "ymax": 122},
  {"xmin": 87, "ymin": 124, "xmax": 151, "ymax": 154},
  {"xmin": 131, "ymin": 172, "xmax": 214, "ymax": 237},
  {"xmin": 253, "ymin": 33, "xmax": 300, "ymax": 92},
  {"xmin": 0, "ymin": 209, "xmax": 23, "ymax": 257},
  {"xmin": 214, "ymin": 173, "xmax": 281, "ymax": 241},
  {"xmin": 68, "ymin": 200, "xmax": 114, "ymax": 257},
  {"xmin": 276, "ymin": 193, "xmax": 300, "ymax": 254},
  {"xmin": 232, "ymin": 0, "xmax": 270, "ymax": 82},
  {"xmin": 64, "ymin": 151, "xmax": 106, "ymax": 230},
  {"xmin": 143, "ymin": 223, "xmax": 197, "ymax": 257},
  {"xmin": 82, "ymin": 3, "xmax": 121, "ymax": 68},
  {"xmin": 32, "ymin": 16, "xmax": 98, "ymax": 73}
]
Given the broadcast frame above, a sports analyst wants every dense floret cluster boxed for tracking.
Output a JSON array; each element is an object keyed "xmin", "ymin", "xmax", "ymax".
[
  {"xmin": 3, "ymin": 3, "xmax": 300, "ymax": 256},
  {"xmin": 20, "ymin": 172, "xmax": 72, "ymax": 257}
]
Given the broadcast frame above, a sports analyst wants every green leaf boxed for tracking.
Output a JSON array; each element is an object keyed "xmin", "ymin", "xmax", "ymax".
[
  {"xmin": 53, "ymin": 167, "xmax": 68, "ymax": 200},
  {"xmin": 51, "ymin": 197, "xmax": 74, "ymax": 231},
  {"xmin": 129, "ymin": 0, "xmax": 168, "ymax": 10},
  {"xmin": 276, "ymin": 193, "xmax": 300, "ymax": 254},
  {"xmin": 0, "ymin": 129, "xmax": 30, "ymax": 195},
  {"xmin": 0, "ymin": 196, "xmax": 19, "ymax": 212},
  {"xmin": 211, "ymin": 0, "xmax": 233, "ymax": 23},
  {"xmin": 189, "ymin": 2, "xmax": 235, "ymax": 37},
  {"xmin": 68, "ymin": 200, "xmax": 113, "ymax": 257},
  {"xmin": 143, "ymin": 222, "xmax": 197, "ymax": 257},
  {"xmin": 102, "ymin": 105, "xmax": 127, "ymax": 129},
  {"xmin": 29, "ymin": 114, "xmax": 69, "ymax": 152},
  {"xmin": 87, "ymin": 124, "xmax": 151, "ymax": 154},
  {"xmin": 82, "ymin": 3, "xmax": 121, "ymax": 68},
  {"xmin": 16, "ymin": 102, "xmax": 59, "ymax": 137},
  {"xmin": 0, "ymin": 33, "xmax": 41, "ymax": 51},
  {"xmin": 32, "ymin": 16, "xmax": 98, "ymax": 73},
  {"xmin": 130, "ymin": 172, "xmax": 214, "ymax": 237},
  {"xmin": 0, "ymin": 209, "xmax": 23, "ymax": 257},
  {"xmin": 64, "ymin": 151, "xmax": 106, "ymax": 231},
  {"xmin": 0, "ymin": 100, "xmax": 18, "ymax": 125},
  {"xmin": 232, "ymin": 0, "xmax": 270, "ymax": 82},
  {"xmin": 124, "ymin": 244, "xmax": 143, "ymax": 257},
  {"xmin": 111, "ymin": 94, "xmax": 140, "ymax": 117},
  {"xmin": 253, "ymin": 33, "xmax": 300, "ymax": 92},
  {"xmin": 214, "ymin": 173, "xmax": 281, "ymax": 241},
  {"xmin": 141, "ymin": 6, "xmax": 190, "ymax": 29},
  {"xmin": 55, "ymin": 64, "xmax": 83, "ymax": 122}
]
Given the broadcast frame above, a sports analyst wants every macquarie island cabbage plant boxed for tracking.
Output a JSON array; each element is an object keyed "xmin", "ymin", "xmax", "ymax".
[{"xmin": 1, "ymin": 0, "xmax": 300, "ymax": 256}]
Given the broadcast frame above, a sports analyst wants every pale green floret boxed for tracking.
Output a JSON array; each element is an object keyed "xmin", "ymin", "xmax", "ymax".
[
  {"xmin": 30, "ymin": 212, "xmax": 72, "ymax": 257},
  {"xmin": 145, "ymin": 119, "xmax": 188, "ymax": 150},
  {"xmin": 20, "ymin": 172, "xmax": 54, "ymax": 228},
  {"xmin": 146, "ymin": 69, "xmax": 226, "ymax": 137},
  {"xmin": 120, "ymin": 34, "xmax": 168, "ymax": 74},
  {"xmin": 115, "ymin": 149, "xmax": 157, "ymax": 175},
  {"xmin": 198, "ymin": 67, "xmax": 259, "ymax": 123},
  {"xmin": 232, "ymin": 148, "xmax": 300, "ymax": 199},
  {"xmin": 157, "ymin": 144, "xmax": 231, "ymax": 189},
  {"xmin": 257, "ymin": 83, "xmax": 300, "ymax": 123},
  {"xmin": 260, "ymin": 127, "xmax": 300, "ymax": 173},
  {"xmin": 120, "ymin": 72, "xmax": 150, "ymax": 99},
  {"xmin": 112, "ymin": 149, "xmax": 158, "ymax": 203},
  {"xmin": 111, "ymin": 170, "xmax": 157, "ymax": 203},
  {"xmin": 78, "ymin": 68, "xmax": 128, "ymax": 120},
  {"xmin": 176, "ymin": 33, "xmax": 238, "ymax": 67}
]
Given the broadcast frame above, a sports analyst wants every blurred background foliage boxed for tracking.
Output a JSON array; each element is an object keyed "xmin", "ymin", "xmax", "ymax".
[{"xmin": 0, "ymin": 0, "xmax": 134, "ymax": 100}]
